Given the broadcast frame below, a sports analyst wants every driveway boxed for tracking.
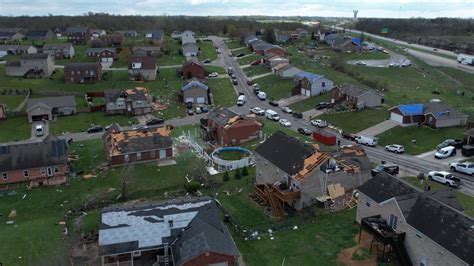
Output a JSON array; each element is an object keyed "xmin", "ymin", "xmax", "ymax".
[
  {"xmin": 347, "ymin": 51, "xmax": 407, "ymax": 68},
  {"xmin": 30, "ymin": 121, "xmax": 49, "ymax": 140},
  {"xmin": 415, "ymin": 149, "xmax": 467, "ymax": 166},
  {"xmin": 357, "ymin": 120, "xmax": 397, "ymax": 137}
]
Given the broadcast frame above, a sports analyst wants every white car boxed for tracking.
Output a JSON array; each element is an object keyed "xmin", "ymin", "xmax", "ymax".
[
  {"xmin": 281, "ymin": 106, "xmax": 293, "ymax": 113},
  {"xmin": 208, "ymin": 72, "xmax": 219, "ymax": 77},
  {"xmin": 428, "ymin": 171, "xmax": 461, "ymax": 187},
  {"xmin": 310, "ymin": 119, "xmax": 327, "ymax": 128},
  {"xmin": 449, "ymin": 162, "xmax": 474, "ymax": 176},
  {"xmin": 384, "ymin": 144, "xmax": 405, "ymax": 154},
  {"xmin": 356, "ymin": 61, "xmax": 366, "ymax": 66},
  {"xmin": 250, "ymin": 107, "xmax": 265, "ymax": 115},
  {"xmin": 279, "ymin": 119, "xmax": 291, "ymax": 127},
  {"xmin": 257, "ymin": 91, "xmax": 267, "ymax": 100}
]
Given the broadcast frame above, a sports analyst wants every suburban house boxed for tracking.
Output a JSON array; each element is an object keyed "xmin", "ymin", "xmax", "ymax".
[
  {"xmin": 0, "ymin": 31, "xmax": 24, "ymax": 41},
  {"xmin": 276, "ymin": 64, "xmax": 301, "ymax": 79},
  {"xmin": 263, "ymin": 45, "xmax": 286, "ymax": 56},
  {"xmin": 98, "ymin": 197, "xmax": 239, "ymax": 266},
  {"xmin": 0, "ymin": 44, "xmax": 37, "ymax": 56},
  {"xmin": 85, "ymin": 47, "xmax": 117, "ymax": 63},
  {"xmin": 0, "ymin": 135, "xmax": 69, "ymax": 188},
  {"xmin": 244, "ymin": 34, "xmax": 259, "ymax": 47},
  {"xmin": 180, "ymin": 81, "xmax": 209, "ymax": 104},
  {"xmin": 331, "ymin": 84, "xmax": 384, "ymax": 109},
  {"xmin": 102, "ymin": 123, "xmax": 173, "ymax": 166},
  {"xmin": 65, "ymin": 26, "xmax": 90, "ymax": 44},
  {"xmin": 132, "ymin": 46, "xmax": 161, "ymax": 57},
  {"xmin": 254, "ymin": 131, "xmax": 371, "ymax": 216},
  {"xmin": 128, "ymin": 56, "xmax": 158, "ymax": 81},
  {"xmin": 26, "ymin": 96, "xmax": 77, "ymax": 122},
  {"xmin": 104, "ymin": 87, "xmax": 153, "ymax": 116},
  {"xmin": 115, "ymin": 30, "xmax": 137, "ymax": 37},
  {"xmin": 293, "ymin": 71, "xmax": 334, "ymax": 96},
  {"xmin": 182, "ymin": 42, "xmax": 199, "ymax": 57},
  {"xmin": 389, "ymin": 103, "xmax": 469, "ymax": 128},
  {"xmin": 25, "ymin": 29, "xmax": 55, "ymax": 40},
  {"xmin": 331, "ymin": 36, "xmax": 361, "ymax": 52},
  {"xmin": 179, "ymin": 59, "xmax": 208, "ymax": 79},
  {"xmin": 5, "ymin": 53, "xmax": 55, "ymax": 78},
  {"xmin": 97, "ymin": 33, "xmax": 123, "ymax": 47},
  {"xmin": 52, "ymin": 27, "xmax": 65, "ymax": 37},
  {"xmin": 181, "ymin": 30, "xmax": 196, "ymax": 45},
  {"xmin": 143, "ymin": 30, "xmax": 164, "ymax": 43},
  {"xmin": 252, "ymin": 41, "xmax": 274, "ymax": 55},
  {"xmin": 266, "ymin": 56, "xmax": 289, "ymax": 68},
  {"xmin": 90, "ymin": 29, "xmax": 107, "ymax": 39},
  {"xmin": 356, "ymin": 172, "xmax": 474, "ymax": 266},
  {"xmin": 202, "ymin": 107, "xmax": 262, "ymax": 146},
  {"xmin": 64, "ymin": 62, "xmax": 102, "ymax": 83},
  {"xmin": 0, "ymin": 104, "xmax": 6, "ymax": 119},
  {"xmin": 42, "ymin": 43, "xmax": 75, "ymax": 59},
  {"xmin": 465, "ymin": 128, "xmax": 474, "ymax": 146},
  {"xmin": 274, "ymin": 29, "xmax": 299, "ymax": 43}
]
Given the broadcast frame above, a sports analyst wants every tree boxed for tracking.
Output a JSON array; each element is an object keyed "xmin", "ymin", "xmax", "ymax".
[
  {"xmin": 161, "ymin": 36, "xmax": 171, "ymax": 55},
  {"xmin": 227, "ymin": 24, "xmax": 238, "ymax": 40},
  {"xmin": 241, "ymin": 166, "xmax": 249, "ymax": 176},
  {"xmin": 234, "ymin": 168, "xmax": 241, "ymax": 180},
  {"xmin": 222, "ymin": 24, "xmax": 228, "ymax": 35},
  {"xmin": 223, "ymin": 171, "xmax": 230, "ymax": 182},
  {"xmin": 263, "ymin": 27, "xmax": 276, "ymax": 44},
  {"xmin": 185, "ymin": 180, "xmax": 201, "ymax": 192},
  {"xmin": 311, "ymin": 31, "xmax": 316, "ymax": 40}
]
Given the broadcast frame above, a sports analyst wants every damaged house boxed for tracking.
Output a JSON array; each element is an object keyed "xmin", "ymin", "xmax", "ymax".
[
  {"xmin": 5, "ymin": 53, "xmax": 54, "ymax": 78},
  {"xmin": 104, "ymin": 87, "xmax": 153, "ymax": 116}
]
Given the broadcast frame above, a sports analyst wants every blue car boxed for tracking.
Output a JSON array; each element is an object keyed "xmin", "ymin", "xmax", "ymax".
[{"xmin": 200, "ymin": 106, "xmax": 209, "ymax": 113}]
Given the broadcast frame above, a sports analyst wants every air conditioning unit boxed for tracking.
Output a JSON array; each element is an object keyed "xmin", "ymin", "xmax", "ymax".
[{"xmin": 132, "ymin": 250, "xmax": 141, "ymax": 257}]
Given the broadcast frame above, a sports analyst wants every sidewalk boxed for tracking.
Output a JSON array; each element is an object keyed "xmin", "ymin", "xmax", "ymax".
[
  {"xmin": 277, "ymin": 94, "xmax": 309, "ymax": 106},
  {"xmin": 248, "ymin": 72, "xmax": 273, "ymax": 81},
  {"xmin": 357, "ymin": 120, "xmax": 397, "ymax": 137}
]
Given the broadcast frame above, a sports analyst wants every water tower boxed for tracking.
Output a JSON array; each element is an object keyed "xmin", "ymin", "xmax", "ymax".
[{"xmin": 353, "ymin": 10, "xmax": 359, "ymax": 21}]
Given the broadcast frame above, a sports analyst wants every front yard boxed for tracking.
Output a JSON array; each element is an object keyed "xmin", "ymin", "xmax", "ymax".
[
  {"xmin": 289, "ymin": 93, "xmax": 331, "ymax": 113},
  {"xmin": 252, "ymin": 75, "xmax": 293, "ymax": 101},
  {"xmin": 225, "ymin": 40, "xmax": 245, "ymax": 50},
  {"xmin": 208, "ymin": 78, "xmax": 236, "ymax": 107},
  {"xmin": 0, "ymin": 116, "xmax": 31, "ymax": 142},
  {"xmin": 244, "ymin": 65, "xmax": 272, "ymax": 78},
  {"xmin": 318, "ymin": 107, "xmax": 389, "ymax": 133},
  {"xmin": 237, "ymin": 54, "xmax": 263, "ymax": 66},
  {"xmin": 198, "ymin": 41, "xmax": 218, "ymax": 61},
  {"xmin": 376, "ymin": 126, "xmax": 466, "ymax": 155},
  {"xmin": 49, "ymin": 113, "xmax": 138, "ymax": 135}
]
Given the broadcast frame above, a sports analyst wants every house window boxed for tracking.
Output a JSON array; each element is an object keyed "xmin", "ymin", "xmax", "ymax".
[
  {"xmin": 150, "ymin": 150, "xmax": 156, "ymax": 158},
  {"xmin": 159, "ymin": 149, "xmax": 166, "ymax": 159},
  {"xmin": 124, "ymin": 154, "xmax": 130, "ymax": 162},
  {"xmin": 136, "ymin": 101, "xmax": 142, "ymax": 106},
  {"xmin": 389, "ymin": 214, "xmax": 398, "ymax": 230},
  {"xmin": 322, "ymin": 82, "xmax": 326, "ymax": 87},
  {"xmin": 137, "ymin": 152, "xmax": 142, "ymax": 160},
  {"xmin": 2, "ymin": 172, "xmax": 7, "ymax": 180},
  {"xmin": 23, "ymin": 170, "xmax": 29, "ymax": 177},
  {"xmin": 40, "ymin": 168, "xmax": 46, "ymax": 176},
  {"xmin": 54, "ymin": 166, "xmax": 59, "ymax": 173}
]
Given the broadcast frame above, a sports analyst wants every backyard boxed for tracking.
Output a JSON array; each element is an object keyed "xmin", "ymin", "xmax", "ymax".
[
  {"xmin": 0, "ymin": 116, "xmax": 31, "ymax": 142},
  {"xmin": 252, "ymin": 75, "xmax": 293, "ymax": 101},
  {"xmin": 0, "ymin": 94, "xmax": 27, "ymax": 111},
  {"xmin": 198, "ymin": 41, "xmax": 218, "ymax": 61},
  {"xmin": 318, "ymin": 107, "xmax": 389, "ymax": 133},
  {"xmin": 156, "ymin": 39, "xmax": 186, "ymax": 66}
]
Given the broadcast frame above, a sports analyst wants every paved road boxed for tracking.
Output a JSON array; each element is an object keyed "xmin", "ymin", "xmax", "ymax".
[
  {"xmin": 406, "ymin": 49, "xmax": 474, "ymax": 73},
  {"xmin": 347, "ymin": 51, "xmax": 407, "ymax": 68}
]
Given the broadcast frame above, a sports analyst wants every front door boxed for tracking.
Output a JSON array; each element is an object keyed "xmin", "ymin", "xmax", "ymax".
[{"xmin": 47, "ymin": 167, "xmax": 53, "ymax": 177}]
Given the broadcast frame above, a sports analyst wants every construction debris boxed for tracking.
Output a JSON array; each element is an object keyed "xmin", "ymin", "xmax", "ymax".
[
  {"xmin": 8, "ymin": 209, "xmax": 17, "ymax": 219},
  {"xmin": 83, "ymin": 174, "xmax": 97, "ymax": 179},
  {"xmin": 328, "ymin": 183, "xmax": 345, "ymax": 199}
]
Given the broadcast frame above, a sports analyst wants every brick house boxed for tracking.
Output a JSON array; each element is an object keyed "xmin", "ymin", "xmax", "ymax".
[
  {"xmin": 0, "ymin": 135, "xmax": 69, "ymax": 188},
  {"xmin": 331, "ymin": 84, "xmax": 384, "ymax": 109},
  {"xmin": 356, "ymin": 172, "xmax": 474, "ymax": 266},
  {"xmin": 43, "ymin": 43, "xmax": 75, "ymax": 59},
  {"xmin": 132, "ymin": 46, "xmax": 161, "ymax": 57},
  {"xmin": 65, "ymin": 26, "xmax": 90, "ymax": 45},
  {"xmin": 389, "ymin": 103, "xmax": 468, "ymax": 128},
  {"xmin": 25, "ymin": 29, "xmax": 55, "ymax": 40},
  {"xmin": 104, "ymin": 87, "xmax": 153, "ymax": 116},
  {"xmin": 5, "ymin": 53, "xmax": 55, "ymax": 78},
  {"xmin": 128, "ymin": 56, "xmax": 158, "ymax": 81},
  {"xmin": 98, "ymin": 197, "xmax": 239, "ymax": 266},
  {"xmin": 102, "ymin": 124, "xmax": 173, "ymax": 166},
  {"xmin": 179, "ymin": 59, "xmax": 208, "ymax": 79},
  {"xmin": 202, "ymin": 107, "xmax": 262, "ymax": 146},
  {"xmin": 85, "ymin": 47, "xmax": 116, "ymax": 63},
  {"xmin": 26, "ymin": 96, "xmax": 77, "ymax": 122},
  {"xmin": 64, "ymin": 62, "xmax": 102, "ymax": 83},
  {"xmin": 293, "ymin": 71, "xmax": 334, "ymax": 96}
]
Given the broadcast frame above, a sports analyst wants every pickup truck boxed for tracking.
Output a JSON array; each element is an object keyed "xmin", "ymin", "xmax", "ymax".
[
  {"xmin": 428, "ymin": 171, "xmax": 461, "ymax": 187},
  {"xmin": 449, "ymin": 162, "xmax": 474, "ymax": 176}
]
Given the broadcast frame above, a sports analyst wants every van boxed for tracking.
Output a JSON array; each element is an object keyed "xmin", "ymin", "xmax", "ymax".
[
  {"xmin": 236, "ymin": 95, "xmax": 246, "ymax": 106},
  {"xmin": 35, "ymin": 124, "xmax": 44, "ymax": 137},
  {"xmin": 355, "ymin": 135, "xmax": 378, "ymax": 147},
  {"xmin": 257, "ymin": 91, "xmax": 267, "ymax": 100},
  {"xmin": 265, "ymin": 109, "xmax": 280, "ymax": 121},
  {"xmin": 435, "ymin": 146, "xmax": 456, "ymax": 159}
]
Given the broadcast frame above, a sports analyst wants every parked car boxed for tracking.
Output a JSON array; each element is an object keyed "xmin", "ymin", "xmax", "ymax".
[
  {"xmin": 186, "ymin": 101, "xmax": 193, "ymax": 109},
  {"xmin": 230, "ymin": 73, "xmax": 236, "ymax": 79},
  {"xmin": 281, "ymin": 106, "xmax": 293, "ymax": 113},
  {"xmin": 187, "ymin": 109, "xmax": 194, "ymax": 116},
  {"xmin": 436, "ymin": 139, "xmax": 456, "ymax": 150},
  {"xmin": 434, "ymin": 146, "xmax": 456, "ymax": 159},
  {"xmin": 35, "ymin": 124, "xmax": 44, "ymax": 137},
  {"xmin": 265, "ymin": 109, "xmax": 280, "ymax": 121},
  {"xmin": 371, "ymin": 163, "xmax": 400, "ymax": 177},
  {"xmin": 292, "ymin": 112, "xmax": 303, "ymax": 119},
  {"xmin": 134, "ymin": 125, "xmax": 148, "ymax": 131},
  {"xmin": 428, "ymin": 171, "xmax": 461, "ymax": 187},
  {"xmin": 203, "ymin": 59, "xmax": 211, "ymax": 64},
  {"xmin": 356, "ymin": 61, "xmax": 366, "ymax": 66},
  {"xmin": 269, "ymin": 100, "xmax": 279, "ymax": 107},
  {"xmin": 355, "ymin": 136, "xmax": 378, "ymax": 147},
  {"xmin": 195, "ymin": 107, "xmax": 203, "ymax": 114},
  {"xmin": 146, "ymin": 118, "xmax": 164, "ymax": 126},
  {"xmin": 200, "ymin": 106, "xmax": 209, "ymax": 113},
  {"xmin": 342, "ymin": 131, "xmax": 357, "ymax": 141},
  {"xmin": 208, "ymin": 72, "xmax": 219, "ymax": 77},
  {"xmin": 310, "ymin": 119, "xmax": 327, "ymax": 128},
  {"xmin": 247, "ymin": 80, "xmax": 254, "ymax": 85},
  {"xmin": 279, "ymin": 119, "xmax": 291, "ymax": 127},
  {"xmin": 232, "ymin": 79, "xmax": 238, "ymax": 85},
  {"xmin": 315, "ymin": 102, "xmax": 330, "ymax": 110},
  {"xmin": 384, "ymin": 144, "xmax": 405, "ymax": 154},
  {"xmin": 257, "ymin": 91, "xmax": 267, "ymax": 100},
  {"xmin": 298, "ymin": 127, "xmax": 312, "ymax": 136},
  {"xmin": 250, "ymin": 107, "xmax": 265, "ymax": 115},
  {"xmin": 236, "ymin": 95, "xmax": 246, "ymax": 106},
  {"xmin": 449, "ymin": 162, "xmax": 474, "ymax": 176},
  {"xmin": 87, "ymin": 125, "xmax": 103, "ymax": 134},
  {"xmin": 253, "ymin": 87, "xmax": 260, "ymax": 95}
]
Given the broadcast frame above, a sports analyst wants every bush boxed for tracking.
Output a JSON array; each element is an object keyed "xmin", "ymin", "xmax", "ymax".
[
  {"xmin": 241, "ymin": 166, "xmax": 248, "ymax": 176},
  {"xmin": 223, "ymin": 171, "xmax": 230, "ymax": 182},
  {"xmin": 234, "ymin": 168, "xmax": 241, "ymax": 180},
  {"xmin": 184, "ymin": 180, "xmax": 201, "ymax": 192}
]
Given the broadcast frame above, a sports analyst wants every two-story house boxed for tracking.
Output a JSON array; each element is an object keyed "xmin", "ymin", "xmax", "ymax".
[
  {"xmin": 5, "ymin": 53, "xmax": 55, "ymax": 78},
  {"xmin": 293, "ymin": 71, "xmax": 334, "ymax": 97},
  {"xmin": 64, "ymin": 62, "xmax": 102, "ymax": 83},
  {"xmin": 42, "ymin": 43, "xmax": 75, "ymax": 59},
  {"xmin": 179, "ymin": 59, "xmax": 208, "ymax": 79},
  {"xmin": 181, "ymin": 30, "xmax": 196, "ymax": 45},
  {"xmin": 65, "ymin": 26, "xmax": 90, "ymax": 45},
  {"xmin": 104, "ymin": 87, "xmax": 153, "ymax": 116},
  {"xmin": 128, "ymin": 56, "xmax": 157, "ymax": 81}
]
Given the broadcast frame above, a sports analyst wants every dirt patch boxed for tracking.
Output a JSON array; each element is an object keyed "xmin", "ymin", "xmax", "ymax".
[{"xmin": 337, "ymin": 230, "xmax": 376, "ymax": 266}]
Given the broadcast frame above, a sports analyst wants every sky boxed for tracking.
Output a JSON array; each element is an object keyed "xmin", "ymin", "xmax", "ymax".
[{"xmin": 0, "ymin": 0, "xmax": 472, "ymax": 18}]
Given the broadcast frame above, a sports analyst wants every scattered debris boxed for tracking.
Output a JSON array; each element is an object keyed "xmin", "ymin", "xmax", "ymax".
[
  {"xmin": 22, "ymin": 194, "xmax": 26, "ymax": 199},
  {"xmin": 59, "ymin": 221, "xmax": 66, "ymax": 225},
  {"xmin": 293, "ymin": 225, "xmax": 298, "ymax": 230},
  {"xmin": 83, "ymin": 174, "xmax": 97, "ymax": 179},
  {"xmin": 8, "ymin": 209, "xmax": 17, "ymax": 219},
  {"xmin": 6, "ymin": 220, "xmax": 14, "ymax": 225}
]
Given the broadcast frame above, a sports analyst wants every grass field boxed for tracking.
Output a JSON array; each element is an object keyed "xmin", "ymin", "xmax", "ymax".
[
  {"xmin": 376, "ymin": 126, "xmax": 466, "ymax": 155},
  {"xmin": 225, "ymin": 40, "xmax": 245, "ymax": 50},
  {"xmin": 49, "ymin": 113, "xmax": 138, "ymax": 135},
  {"xmin": 318, "ymin": 107, "xmax": 389, "ymax": 133},
  {"xmin": 232, "ymin": 47, "xmax": 251, "ymax": 55},
  {"xmin": 198, "ymin": 41, "xmax": 218, "ymax": 61},
  {"xmin": 244, "ymin": 65, "xmax": 272, "ymax": 78},
  {"xmin": 0, "ymin": 94, "xmax": 27, "ymax": 110},
  {"xmin": 208, "ymin": 78, "xmax": 236, "ymax": 107},
  {"xmin": 204, "ymin": 65, "xmax": 226, "ymax": 74},
  {"xmin": 237, "ymin": 54, "xmax": 262, "ymax": 65},
  {"xmin": 0, "ymin": 116, "xmax": 31, "ymax": 142},
  {"xmin": 289, "ymin": 93, "xmax": 331, "ymax": 112},
  {"xmin": 156, "ymin": 39, "xmax": 186, "ymax": 66},
  {"xmin": 252, "ymin": 75, "xmax": 293, "ymax": 101}
]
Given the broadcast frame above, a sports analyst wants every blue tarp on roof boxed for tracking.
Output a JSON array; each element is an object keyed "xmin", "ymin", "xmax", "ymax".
[
  {"xmin": 181, "ymin": 81, "xmax": 208, "ymax": 91},
  {"xmin": 399, "ymin": 104, "xmax": 424, "ymax": 116},
  {"xmin": 352, "ymin": 37, "xmax": 361, "ymax": 46}
]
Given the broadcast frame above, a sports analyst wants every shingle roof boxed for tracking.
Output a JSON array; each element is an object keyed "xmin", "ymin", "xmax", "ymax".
[
  {"xmin": 182, "ymin": 42, "xmax": 198, "ymax": 53},
  {"xmin": 0, "ymin": 135, "xmax": 68, "ymax": 172},
  {"xmin": 21, "ymin": 53, "xmax": 50, "ymax": 60},
  {"xmin": 357, "ymin": 172, "xmax": 417, "ymax": 203},
  {"xmin": 208, "ymin": 107, "xmax": 239, "ymax": 126},
  {"xmin": 255, "ymin": 131, "xmax": 315, "ymax": 175},
  {"xmin": 64, "ymin": 62, "xmax": 100, "ymax": 72},
  {"xmin": 181, "ymin": 81, "xmax": 208, "ymax": 91},
  {"xmin": 25, "ymin": 29, "xmax": 51, "ymax": 38},
  {"xmin": 128, "ymin": 56, "xmax": 156, "ymax": 70},
  {"xmin": 43, "ymin": 43, "xmax": 73, "ymax": 50},
  {"xmin": 337, "ymin": 84, "xmax": 382, "ymax": 98},
  {"xmin": 26, "ymin": 96, "xmax": 76, "ymax": 111},
  {"xmin": 423, "ymin": 102, "xmax": 468, "ymax": 120},
  {"xmin": 65, "ymin": 26, "xmax": 88, "ymax": 33},
  {"xmin": 86, "ymin": 47, "xmax": 116, "ymax": 54},
  {"xmin": 294, "ymin": 71, "xmax": 325, "ymax": 84},
  {"xmin": 144, "ymin": 30, "xmax": 164, "ymax": 40}
]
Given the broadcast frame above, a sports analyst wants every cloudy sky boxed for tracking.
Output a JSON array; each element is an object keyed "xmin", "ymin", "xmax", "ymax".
[{"xmin": 0, "ymin": 0, "xmax": 472, "ymax": 18}]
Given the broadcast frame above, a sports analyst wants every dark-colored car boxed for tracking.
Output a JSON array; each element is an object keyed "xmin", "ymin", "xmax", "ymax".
[
  {"xmin": 371, "ymin": 164, "xmax": 400, "ymax": 177},
  {"xmin": 146, "ymin": 118, "xmax": 164, "ymax": 126},
  {"xmin": 453, "ymin": 138, "xmax": 465, "ymax": 149},
  {"xmin": 315, "ymin": 102, "xmax": 330, "ymax": 110},
  {"xmin": 186, "ymin": 101, "xmax": 193, "ymax": 109},
  {"xmin": 236, "ymin": 53, "xmax": 245, "ymax": 57},
  {"xmin": 87, "ymin": 125, "xmax": 103, "ymax": 134},
  {"xmin": 200, "ymin": 106, "xmax": 209, "ymax": 113},
  {"xmin": 253, "ymin": 87, "xmax": 260, "ymax": 95},
  {"xmin": 187, "ymin": 109, "xmax": 194, "ymax": 116},
  {"xmin": 342, "ymin": 131, "xmax": 357, "ymax": 141},
  {"xmin": 247, "ymin": 80, "xmax": 254, "ymax": 85},
  {"xmin": 232, "ymin": 79, "xmax": 238, "ymax": 85},
  {"xmin": 203, "ymin": 59, "xmax": 211, "ymax": 64},
  {"xmin": 269, "ymin": 100, "xmax": 279, "ymax": 107},
  {"xmin": 298, "ymin": 127, "xmax": 312, "ymax": 136},
  {"xmin": 292, "ymin": 112, "xmax": 303, "ymax": 119}
]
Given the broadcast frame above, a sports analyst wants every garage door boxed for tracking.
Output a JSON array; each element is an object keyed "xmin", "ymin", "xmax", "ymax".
[
  {"xmin": 196, "ymin": 97, "xmax": 206, "ymax": 104},
  {"xmin": 101, "ymin": 57, "xmax": 113, "ymax": 62},
  {"xmin": 185, "ymin": 97, "xmax": 194, "ymax": 103},
  {"xmin": 301, "ymin": 88, "xmax": 310, "ymax": 97},
  {"xmin": 390, "ymin": 112, "xmax": 404, "ymax": 124}
]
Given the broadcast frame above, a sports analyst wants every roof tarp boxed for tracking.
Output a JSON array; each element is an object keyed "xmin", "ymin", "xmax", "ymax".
[
  {"xmin": 352, "ymin": 37, "xmax": 361, "ymax": 46},
  {"xmin": 399, "ymin": 104, "xmax": 424, "ymax": 116}
]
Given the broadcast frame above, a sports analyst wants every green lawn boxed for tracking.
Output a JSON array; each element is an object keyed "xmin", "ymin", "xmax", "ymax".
[
  {"xmin": 401, "ymin": 176, "xmax": 474, "ymax": 217},
  {"xmin": 204, "ymin": 65, "xmax": 226, "ymax": 74},
  {"xmin": 244, "ymin": 65, "xmax": 272, "ymax": 78},
  {"xmin": 343, "ymin": 51, "xmax": 390, "ymax": 61},
  {"xmin": 198, "ymin": 41, "xmax": 218, "ymax": 61},
  {"xmin": 377, "ymin": 126, "xmax": 466, "ymax": 155},
  {"xmin": 208, "ymin": 78, "xmax": 236, "ymax": 107},
  {"xmin": 289, "ymin": 93, "xmax": 331, "ymax": 112},
  {"xmin": 318, "ymin": 107, "xmax": 389, "ymax": 133},
  {"xmin": 232, "ymin": 47, "xmax": 251, "ymax": 55},
  {"xmin": 0, "ymin": 94, "xmax": 27, "ymax": 111},
  {"xmin": 252, "ymin": 75, "xmax": 293, "ymax": 101},
  {"xmin": 156, "ymin": 39, "xmax": 186, "ymax": 66},
  {"xmin": 225, "ymin": 40, "xmax": 245, "ymax": 50},
  {"xmin": 237, "ymin": 54, "xmax": 263, "ymax": 66},
  {"xmin": 49, "ymin": 112, "xmax": 138, "ymax": 135},
  {"xmin": 0, "ymin": 116, "xmax": 30, "ymax": 142}
]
